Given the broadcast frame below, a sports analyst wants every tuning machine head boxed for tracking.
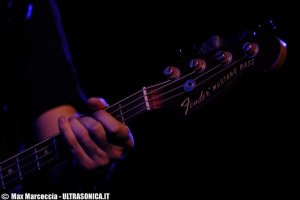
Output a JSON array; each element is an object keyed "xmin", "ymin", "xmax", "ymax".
[
  {"xmin": 164, "ymin": 66, "xmax": 181, "ymax": 80},
  {"xmin": 242, "ymin": 42, "xmax": 259, "ymax": 58},
  {"xmin": 215, "ymin": 50, "xmax": 232, "ymax": 65},
  {"xmin": 189, "ymin": 58, "xmax": 206, "ymax": 72}
]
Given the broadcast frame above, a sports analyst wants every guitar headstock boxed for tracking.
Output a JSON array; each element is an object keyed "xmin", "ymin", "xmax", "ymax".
[{"xmin": 144, "ymin": 28, "xmax": 287, "ymax": 116}]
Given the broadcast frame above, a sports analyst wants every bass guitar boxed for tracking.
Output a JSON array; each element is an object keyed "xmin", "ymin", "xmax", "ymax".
[{"xmin": 0, "ymin": 25, "xmax": 287, "ymax": 192}]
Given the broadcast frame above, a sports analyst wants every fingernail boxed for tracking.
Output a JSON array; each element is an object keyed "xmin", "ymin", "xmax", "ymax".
[
  {"xmin": 74, "ymin": 112, "xmax": 84, "ymax": 118},
  {"xmin": 99, "ymin": 98, "xmax": 109, "ymax": 107}
]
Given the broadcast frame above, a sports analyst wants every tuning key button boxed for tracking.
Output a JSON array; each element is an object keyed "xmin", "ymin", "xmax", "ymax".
[
  {"xmin": 164, "ymin": 66, "xmax": 181, "ymax": 80},
  {"xmin": 242, "ymin": 42, "xmax": 259, "ymax": 58},
  {"xmin": 215, "ymin": 51, "xmax": 232, "ymax": 65},
  {"xmin": 189, "ymin": 58, "xmax": 206, "ymax": 72}
]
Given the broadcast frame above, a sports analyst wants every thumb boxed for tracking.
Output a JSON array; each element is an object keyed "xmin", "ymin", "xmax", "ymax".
[{"xmin": 87, "ymin": 97, "xmax": 109, "ymax": 111}]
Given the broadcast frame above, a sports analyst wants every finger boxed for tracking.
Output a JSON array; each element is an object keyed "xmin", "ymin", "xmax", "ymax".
[
  {"xmin": 80, "ymin": 116, "xmax": 133, "ymax": 161},
  {"xmin": 58, "ymin": 116, "xmax": 95, "ymax": 168},
  {"xmin": 79, "ymin": 116, "xmax": 108, "ymax": 151},
  {"xmin": 93, "ymin": 110, "xmax": 131, "ymax": 140},
  {"xmin": 69, "ymin": 117, "xmax": 109, "ymax": 166},
  {"xmin": 87, "ymin": 97, "xmax": 109, "ymax": 111},
  {"xmin": 106, "ymin": 144, "xmax": 125, "ymax": 161},
  {"xmin": 93, "ymin": 110, "xmax": 134, "ymax": 148}
]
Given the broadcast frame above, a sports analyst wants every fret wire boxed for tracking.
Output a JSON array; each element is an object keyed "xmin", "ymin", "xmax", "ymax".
[
  {"xmin": 1, "ymin": 149, "xmax": 62, "ymax": 182},
  {"xmin": 1, "ymin": 156, "xmax": 59, "ymax": 189},
  {"xmin": 0, "ymin": 136, "xmax": 65, "ymax": 173},
  {"xmin": 105, "ymin": 89, "xmax": 143, "ymax": 114},
  {"xmin": 0, "ymin": 139, "xmax": 68, "ymax": 186},
  {"xmin": 0, "ymin": 78, "xmax": 183, "ymax": 187},
  {"xmin": 106, "ymin": 80, "xmax": 182, "ymax": 119},
  {"xmin": 114, "ymin": 99, "xmax": 147, "ymax": 121},
  {"xmin": 16, "ymin": 157, "xmax": 22, "ymax": 180},
  {"xmin": 0, "ymin": 133, "xmax": 62, "ymax": 170},
  {"xmin": 0, "ymin": 70, "xmax": 201, "ymax": 189},
  {"xmin": 34, "ymin": 148, "xmax": 40, "ymax": 170},
  {"xmin": 106, "ymin": 90, "xmax": 144, "ymax": 117},
  {"xmin": 106, "ymin": 57, "xmax": 244, "ymax": 121},
  {"xmin": 0, "ymin": 53, "xmax": 249, "ymax": 191},
  {"xmin": 121, "ymin": 57, "xmax": 245, "ymax": 120},
  {"xmin": 0, "ymin": 158, "xmax": 37, "ymax": 182},
  {"xmin": 123, "ymin": 59, "xmax": 246, "ymax": 120},
  {"xmin": 106, "ymin": 71, "xmax": 194, "ymax": 118},
  {"xmin": 118, "ymin": 103, "xmax": 125, "ymax": 123},
  {"xmin": 107, "ymin": 79, "xmax": 169, "ymax": 116}
]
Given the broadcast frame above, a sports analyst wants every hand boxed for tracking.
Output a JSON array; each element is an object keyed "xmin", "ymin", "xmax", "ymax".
[{"xmin": 58, "ymin": 97, "xmax": 134, "ymax": 170}]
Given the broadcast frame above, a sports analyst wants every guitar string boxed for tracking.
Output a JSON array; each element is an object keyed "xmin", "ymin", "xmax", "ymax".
[
  {"xmin": 0, "ymin": 154, "xmax": 56, "ymax": 184},
  {"xmin": 108, "ymin": 64, "xmax": 221, "ymax": 117},
  {"xmin": 107, "ymin": 71, "xmax": 195, "ymax": 116},
  {"xmin": 0, "ymin": 55, "xmax": 246, "ymax": 186},
  {"xmin": 0, "ymin": 55, "xmax": 245, "ymax": 179},
  {"xmin": 0, "ymin": 139, "xmax": 67, "ymax": 184},
  {"xmin": 1, "ymin": 156, "xmax": 60, "ymax": 188},
  {"xmin": 121, "ymin": 57, "xmax": 245, "ymax": 122},
  {"xmin": 108, "ymin": 54, "xmax": 244, "ymax": 117},
  {"xmin": 0, "ymin": 70, "xmax": 207, "ymax": 183},
  {"xmin": 0, "ymin": 138, "xmax": 65, "ymax": 180},
  {"xmin": 0, "ymin": 131, "xmax": 63, "ymax": 165},
  {"xmin": 113, "ymin": 56, "xmax": 245, "ymax": 121},
  {"xmin": 0, "ymin": 134, "xmax": 64, "ymax": 168},
  {"xmin": 2, "ymin": 140, "xmax": 63, "ymax": 171},
  {"xmin": 106, "ymin": 80, "xmax": 171, "ymax": 113}
]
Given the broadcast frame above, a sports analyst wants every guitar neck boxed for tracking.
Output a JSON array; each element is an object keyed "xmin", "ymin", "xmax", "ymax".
[
  {"xmin": 0, "ymin": 89, "xmax": 153, "ymax": 191},
  {"xmin": 0, "ymin": 133, "xmax": 66, "ymax": 191},
  {"xmin": 0, "ymin": 29, "xmax": 287, "ymax": 191}
]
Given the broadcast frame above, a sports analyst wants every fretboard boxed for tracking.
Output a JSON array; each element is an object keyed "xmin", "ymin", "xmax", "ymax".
[
  {"xmin": 0, "ymin": 25, "xmax": 287, "ymax": 192},
  {"xmin": 0, "ymin": 89, "xmax": 151, "ymax": 191},
  {"xmin": 0, "ymin": 133, "xmax": 67, "ymax": 191}
]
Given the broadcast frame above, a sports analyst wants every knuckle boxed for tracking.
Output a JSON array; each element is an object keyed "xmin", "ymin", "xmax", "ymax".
[
  {"xmin": 90, "ymin": 122, "xmax": 103, "ymax": 133},
  {"xmin": 81, "ymin": 137, "xmax": 92, "ymax": 146},
  {"xmin": 70, "ymin": 147, "xmax": 82, "ymax": 158},
  {"xmin": 82, "ymin": 129, "xmax": 90, "ymax": 137},
  {"xmin": 93, "ymin": 110, "xmax": 104, "ymax": 120},
  {"xmin": 110, "ymin": 124, "xmax": 122, "ymax": 133},
  {"xmin": 89, "ymin": 144, "xmax": 100, "ymax": 155},
  {"xmin": 95, "ymin": 154, "xmax": 110, "ymax": 167},
  {"xmin": 111, "ymin": 122, "xmax": 128, "ymax": 134},
  {"xmin": 99, "ymin": 157, "xmax": 110, "ymax": 166},
  {"xmin": 109, "ymin": 149, "xmax": 123, "ymax": 161},
  {"xmin": 67, "ymin": 137, "xmax": 80, "ymax": 150},
  {"xmin": 101, "ymin": 153, "xmax": 109, "ymax": 162}
]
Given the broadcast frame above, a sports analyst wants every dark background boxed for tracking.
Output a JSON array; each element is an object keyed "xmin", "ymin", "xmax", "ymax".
[{"xmin": 57, "ymin": 2, "xmax": 295, "ymax": 199}]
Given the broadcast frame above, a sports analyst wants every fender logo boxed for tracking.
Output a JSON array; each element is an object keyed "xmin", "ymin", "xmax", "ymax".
[
  {"xmin": 180, "ymin": 58, "xmax": 255, "ymax": 116},
  {"xmin": 181, "ymin": 90, "xmax": 210, "ymax": 116}
]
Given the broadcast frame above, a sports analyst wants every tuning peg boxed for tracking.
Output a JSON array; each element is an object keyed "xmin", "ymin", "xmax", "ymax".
[
  {"xmin": 189, "ymin": 58, "xmax": 206, "ymax": 72},
  {"xmin": 242, "ymin": 42, "xmax": 259, "ymax": 58},
  {"xmin": 215, "ymin": 51, "xmax": 232, "ymax": 65},
  {"xmin": 164, "ymin": 66, "xmax": 181, "ymax": 80}
]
